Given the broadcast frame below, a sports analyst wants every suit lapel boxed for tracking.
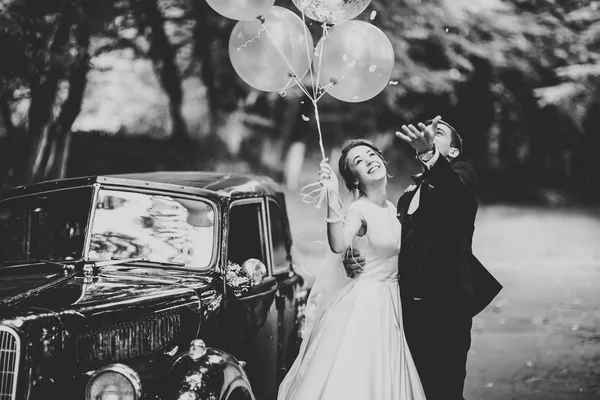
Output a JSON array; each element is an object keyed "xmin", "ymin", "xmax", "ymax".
[{"xmin": 398, "ymin": 185, "xmax": 418, "ymax": 224}]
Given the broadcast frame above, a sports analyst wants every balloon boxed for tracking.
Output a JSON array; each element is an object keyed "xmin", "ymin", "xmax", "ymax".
[
  {"xmin": 291, "ymin": 0, "xmax": 371, "ymax": 25},
  {"xmin": 314, "ymin": 21, "xmax": 394, "ymax": 103},
  {"xmin": 206, "ymin": 0, "xmax": 275, "ymax": 21},
  {"xmin": 229, "ymin": 6, "xmax": 314, "ymax": 93}
]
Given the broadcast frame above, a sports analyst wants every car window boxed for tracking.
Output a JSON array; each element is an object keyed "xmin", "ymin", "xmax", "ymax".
[
  {"xmin": 0, "ymin": 187, "xmax": 93, "ymax": 263},
  {"xmin": 227, "ymin": 201, "xmax": 268, "ymax": 268},
  {"xmin": 88, "ymin": 189, "xmax": 215, "ymax": 269},
  {"xmin": 268, "ymin": 201, "xmax": 290, "ymax": 274}
]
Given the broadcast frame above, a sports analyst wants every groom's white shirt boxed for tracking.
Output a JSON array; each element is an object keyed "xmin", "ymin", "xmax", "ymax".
[{"xmin": 407, "ymin": 149, "xmax": 440, "ymax": 215}]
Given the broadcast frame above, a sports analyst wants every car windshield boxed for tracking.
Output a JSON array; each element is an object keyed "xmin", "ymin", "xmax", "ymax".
[
  {"xmin": 87, "ymin": 189, "xmax": 216, "ymax": 269},
  {"xmin": 0, "ymin": 187, "xmax": 94, "ymax": 263},
  {"xmin": 0, "ymin": 187, "xmax": 217, "ymax": 269}
]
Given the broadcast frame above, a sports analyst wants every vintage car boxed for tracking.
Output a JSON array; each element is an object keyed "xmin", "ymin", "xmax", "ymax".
[{"xmin": 0, "ymin": 172, "xmax": 310, "ymax": 400}]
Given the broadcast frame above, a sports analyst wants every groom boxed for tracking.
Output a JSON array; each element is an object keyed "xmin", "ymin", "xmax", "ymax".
[{"xmin": 344, "ymin": 116, "xmax": 502, "ymax": 400}]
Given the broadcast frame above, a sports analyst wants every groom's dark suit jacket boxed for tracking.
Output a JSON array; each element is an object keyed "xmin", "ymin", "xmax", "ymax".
[{"xmin": 396, "ymin": 156, "xmax": 501, "ymax": 316}]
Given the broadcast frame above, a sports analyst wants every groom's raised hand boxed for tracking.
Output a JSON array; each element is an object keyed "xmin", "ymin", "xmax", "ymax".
[
  {"xmin": 395, "ymin": 115, "xmax": 440, "ymax": 153},
  {"xmin": 343, "ymin": 249, "xmax": 365, "ymax": 278}
]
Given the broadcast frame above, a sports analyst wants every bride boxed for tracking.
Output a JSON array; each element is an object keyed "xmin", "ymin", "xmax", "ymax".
[{"xmin": 278, "ymin": 139, "xmax": 426, "ymax": 400}]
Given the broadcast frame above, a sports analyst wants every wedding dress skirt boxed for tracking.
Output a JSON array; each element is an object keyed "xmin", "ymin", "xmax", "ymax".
[{"xmin": 278, "ymin": 199, "xmax": 426, "ymax": 400}]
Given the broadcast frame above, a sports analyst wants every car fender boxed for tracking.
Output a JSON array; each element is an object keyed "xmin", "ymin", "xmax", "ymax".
[{"xmin": 165, "ymin": 346, "xmax": 255, "ymax": 400}]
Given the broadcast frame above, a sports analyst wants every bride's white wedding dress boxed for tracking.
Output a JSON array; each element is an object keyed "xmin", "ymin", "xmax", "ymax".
[{"xmin": 278, "ymin": 198, "xmax": 426, "ymax": 400}]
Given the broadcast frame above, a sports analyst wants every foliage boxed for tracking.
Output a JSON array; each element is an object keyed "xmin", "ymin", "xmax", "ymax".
[{"xmin": 1, "ymin": 0, "xmax": 599, "ymax": 201}]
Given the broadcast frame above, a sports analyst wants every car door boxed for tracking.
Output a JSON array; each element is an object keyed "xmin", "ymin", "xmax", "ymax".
[
  {"xmin": 222, "ymin": 198, "xmax": 279, "ymax": 400},
  {"xmin": 265, "ymin": 198, "xmax": 304, "ymax": 385}
]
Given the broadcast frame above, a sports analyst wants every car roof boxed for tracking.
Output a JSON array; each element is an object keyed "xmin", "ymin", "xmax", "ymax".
[{"xmin": 0, "ymin": 171, "xmax": 283, "ymax": 201}]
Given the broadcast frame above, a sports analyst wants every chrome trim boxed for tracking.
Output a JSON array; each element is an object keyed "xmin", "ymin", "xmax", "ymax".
[
  {"xmin": 264, "ymin": 198, "xmax": 275, "ymax": 275},
  {"xmin": 266, "ymin": 198, "xmax": 292, "ymax": 275},
  {"xmin": 188, "ymin": 339, "xmax": 206, "ymax": 360},
  {"xmin": 259, "ymin": 199, "xmax": 271, "ymax": 275},
  {"xmin": 0, "ymin": 325, "xmax": 21, "ymax": 400},
  {"xmin": 86, "ymin": 363, "xmax": 142, "ymax": 400},
  {"xmin": 76, "ymin": 311, "xmax": 180, "ymax": 366},
  {"xmin": 83, "ymin": 183, "xmax": 101, "ymax": 260}
]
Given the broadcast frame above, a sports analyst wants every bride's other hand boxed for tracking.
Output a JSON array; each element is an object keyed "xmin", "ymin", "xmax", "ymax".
[{"xmin": 318, "ymin": 158, "xmax": 339, "ymax": 191}]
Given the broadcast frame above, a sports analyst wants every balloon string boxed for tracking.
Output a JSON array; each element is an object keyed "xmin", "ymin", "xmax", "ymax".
[
  {"xmin": 290, "ymin": 74, "xmax": 313, "ymax": 100},
  {"xmin": 316, "ymin": 81, "xmax": 334, "ymax": 102},
  {"xmin": 315, "ymin": 23, "xmax": 329, "ymax": 96},
  {"xmin": 300, "ymin": 182, "xmax": 344, "ymax": 215},
  {"xmin": 300, "ymin": 11, "xmax": 317, "ymax": 100},
  {"xmin": 261, "ymin": 21, "xmax": 314, "ymax": 101},
  {"xmin": 261, "ymin": 14, "xmax": 330, "ymax": 197},
  {"xmin": 312, "ymin": 99, "xmax": 326, "ymax": 160},
  {"xmin": 278, "ymin": 76, "xmax": 296, "ymax": 97}
]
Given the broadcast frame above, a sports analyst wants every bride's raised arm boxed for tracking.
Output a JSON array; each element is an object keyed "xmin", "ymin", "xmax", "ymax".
[{"xmin": 319, "ymin": 159, "xmax": 366, "ymax": 254}]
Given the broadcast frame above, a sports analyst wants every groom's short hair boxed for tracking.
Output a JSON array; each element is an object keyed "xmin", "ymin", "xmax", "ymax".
[{"xmin": 426, "ymin": 118, "xmax": 463, "ymax": 156}]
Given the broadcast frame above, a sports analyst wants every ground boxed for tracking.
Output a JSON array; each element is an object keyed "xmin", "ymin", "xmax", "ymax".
[
  {"xmin": 283, "ymin": 173, "xmax": 600, "ymax": 400},
  {"xmin": 466, "ymin": 205, "xmax": 600, "ymax": 400}
]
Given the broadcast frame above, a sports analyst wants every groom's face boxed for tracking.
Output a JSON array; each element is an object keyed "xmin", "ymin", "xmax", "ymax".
[{"xmin": 431, "ymin": 123, "xmax": 458, "ymax": 160}]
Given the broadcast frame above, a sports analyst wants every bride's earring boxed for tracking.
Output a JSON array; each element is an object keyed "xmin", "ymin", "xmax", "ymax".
[{"xmin": 354, "ymin": 184, "xmax": 360, "ymax": 199}]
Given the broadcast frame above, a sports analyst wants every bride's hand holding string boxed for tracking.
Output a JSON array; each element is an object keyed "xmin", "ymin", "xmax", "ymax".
[
  {"xmin": 318, "ymin": 158, "xmax": 339, "ymax": 194},
  {"xmin": 318, "ymin": 158, "xmax": 345, "ymax": 226}
]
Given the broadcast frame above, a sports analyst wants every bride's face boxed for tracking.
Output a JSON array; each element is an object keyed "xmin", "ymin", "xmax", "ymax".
[{"xmin": 346, "ymin": 145, "xmax": 387, "ymax": 187}]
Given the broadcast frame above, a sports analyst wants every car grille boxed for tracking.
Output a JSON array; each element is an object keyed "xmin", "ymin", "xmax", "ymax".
[
  {"xmin": 77, "ymin": 310, "xmax": 181, "ymax": 367},
  {"xmin": 0, "ymin": 326, "xmax": 20, "ymax": 400}
]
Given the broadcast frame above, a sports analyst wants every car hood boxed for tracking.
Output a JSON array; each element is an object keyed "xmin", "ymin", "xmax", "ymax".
[
  {"xmin": 0, "ymin": 263, "xmax": 71, "ymax": 304},
  {"xmin": 0, "ymin": 262, "xmax": 222, "ymax": 379},
  {"xmin": 0, "ymin": 262, "xmax": 219, "ymax": 324}
]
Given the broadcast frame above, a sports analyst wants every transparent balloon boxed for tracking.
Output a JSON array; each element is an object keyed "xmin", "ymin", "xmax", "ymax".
[
  {"xmin": 229, "ymin": 6, "xmax": 314, "ymax": 92},
  {"xmin": 292, "ymin": 0, "xmax": 371, "ymax": 25},
  {"xmin": 314, "ymin": 21, "xmax": 394, "ymax": 103},
  {"xmin": 206, "ymin": 0, "xmax": 275, "ymax": 21}
]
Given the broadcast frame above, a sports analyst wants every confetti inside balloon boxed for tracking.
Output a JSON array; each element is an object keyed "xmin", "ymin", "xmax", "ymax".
[
  {"xmin": 292, "ymin": 0, "xmax": 372, "ymax": 25},
  {"xmin": 314, "ymin": 21, "xmax": 395, "ymax": 102},
  {"xmin": 229, "ymin": 6, "xmax": 314, "ymax": 92}
]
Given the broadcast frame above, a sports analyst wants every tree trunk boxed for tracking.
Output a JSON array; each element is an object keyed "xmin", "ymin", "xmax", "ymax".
[
  {"xmin": 192, "ymin": 0, "xmax": 216, "ymax": 135},
  {"xmin": 36, "ymin": 13, "xmax": 91, "ymax": 182},
  {"xmin": 142, "ymin": 0, "xmax": 188, "ymax": 142},
  {"xmin": 0, "ymin": 98, "xmax": 18, "ymax": 187},
  {"xmin": 25, "ymin": 7, "xmax": 74, "ymax": 183},
  {"xmin": 57, "ymin": 130, "xmax": 72, "ymax": 179}
]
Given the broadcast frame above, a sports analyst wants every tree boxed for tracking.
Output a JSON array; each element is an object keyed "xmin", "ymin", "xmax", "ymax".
[
  {"xmin": 0, "ymin": 0, "xmax": 98, "ymax": 185},
  {"xmin": 134, "ymin": 0, "xmax": 190, "ymax": 141}
]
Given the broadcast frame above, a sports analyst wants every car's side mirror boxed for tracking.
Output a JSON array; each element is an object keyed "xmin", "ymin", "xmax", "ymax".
[{"xmin": 225, "ymin": 258, "xmax": 268, "ymax": 297}]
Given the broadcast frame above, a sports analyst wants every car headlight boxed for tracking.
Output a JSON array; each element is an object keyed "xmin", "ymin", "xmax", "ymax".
[{"xmin": 86, "ymin": 364, "xmax": 142, "ymax": 400}]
